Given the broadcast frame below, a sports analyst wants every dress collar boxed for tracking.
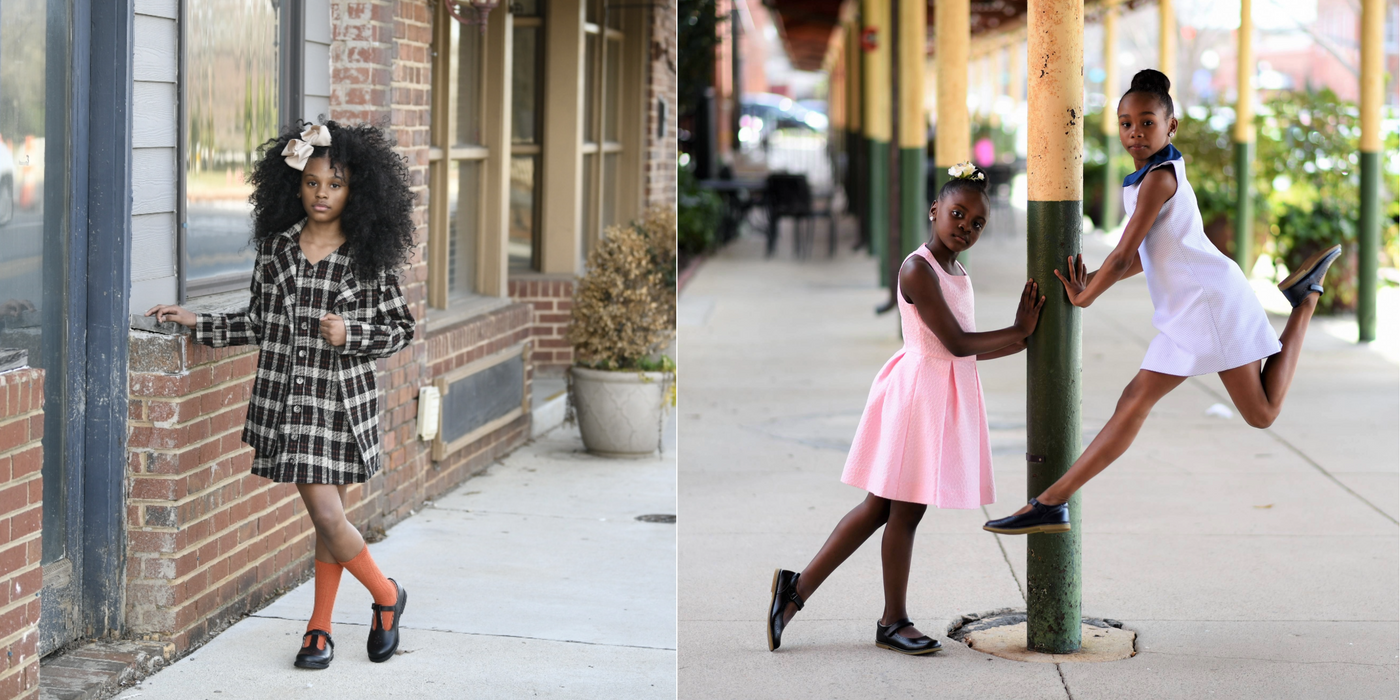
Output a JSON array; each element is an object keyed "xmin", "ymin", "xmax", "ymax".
[{"xmin": 1122, "ymin": 144, "xmax": 1182, "ymax": 187}]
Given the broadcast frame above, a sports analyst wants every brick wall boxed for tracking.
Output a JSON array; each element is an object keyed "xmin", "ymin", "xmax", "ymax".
[
  {"xmin": 644, "ymin": 0, "xmax": 678, "ymax": 207},
  {"xmin": 508, "ymin": 277, "xmax": 577, "ymax": 374},
  {"xmin": 120, "ymin": 0, "xmax": 531, "ymax": 654},
  {"xmin": 0, "ymin": 368, "xmax": 44, "ymax": 700}
]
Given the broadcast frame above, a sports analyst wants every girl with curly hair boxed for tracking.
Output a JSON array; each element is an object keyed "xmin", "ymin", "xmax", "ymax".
[{"xmin": 146, "ymin": 120, "xmax": 417, "ymax": 670}]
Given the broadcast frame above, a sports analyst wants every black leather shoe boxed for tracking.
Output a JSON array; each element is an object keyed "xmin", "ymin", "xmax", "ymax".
[
  {"xmin": 367, "ymin": 579, "xmax": 406, "ymax": 662},
  {"xmin": 875, "ymin": 618, "xmax": 942, "ymax": 655},
  {"xmin": 983, "ymin": 498, "xmax": 1071, "ymax": 535},
  {"xmin": 294, "ymin": 629, "xmax": 334, "ymax": 669},
  {"xmin": 767, "ymin": 568, "xmax": 805, "ymax": 651},
  {"xmin": 1278, "ymin": 244, "xmax": 1342, "ymax": 308}
]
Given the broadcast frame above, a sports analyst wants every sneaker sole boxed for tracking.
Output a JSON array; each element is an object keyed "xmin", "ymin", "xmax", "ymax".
[
  {"xmin": 767, "ymin": 568, "xmax": 780, "ymax": 652},
  {"xmin": 875, "ymin": 642, "xmax": 943, "ymax": 655},
  {"xmin": 1277, "ymin": 244, "xmax": 1342, "ymax": 290},
  {"xmin": 982, "ymin": 523, "xmax": 1072, "ymax": 535}
]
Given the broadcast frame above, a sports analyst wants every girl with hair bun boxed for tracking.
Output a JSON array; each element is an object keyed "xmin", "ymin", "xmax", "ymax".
[
  {"xmin": 767, "ymin": 163, "xmax": 1046, "ymax": 655},
  {"xmin": 984, "ymin": 69, "xmax": 1341, "ymax": 535},
  {"xmin": 145, "ymin": 119, "xmax": 416, "ymax": 670}
]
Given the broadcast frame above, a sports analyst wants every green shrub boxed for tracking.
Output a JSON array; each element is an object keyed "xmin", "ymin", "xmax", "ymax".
[{"xmin": 678, "ymin": 166, "xmax": 722, "ymax": 257}]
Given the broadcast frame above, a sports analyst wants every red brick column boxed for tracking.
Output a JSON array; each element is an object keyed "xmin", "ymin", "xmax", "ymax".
[
  {"xmin": 644, "ymin": 0, "xmax": 678, "ymax": 207},
  {"xmin": 508, "ymin": 277, "xmax": 577, "ymax": 373},
  {"xmin": 0, "ymin": 368, "xmax": 44, "ymax": 700}
]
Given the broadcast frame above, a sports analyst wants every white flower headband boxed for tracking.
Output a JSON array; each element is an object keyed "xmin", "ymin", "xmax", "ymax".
[
  {"xmin": 280, "ymin": 124, "xmax": 332, "ymax": 171},
  {"xmin": 947, "ymin": 161, "xmax": 984, "ymax": 181}
]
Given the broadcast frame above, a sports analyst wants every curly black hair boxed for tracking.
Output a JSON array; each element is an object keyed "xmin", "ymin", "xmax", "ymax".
[
  {"xmin": 938, "ymin": 164, "xmax": 992, "ymax": 203},
  {"xmin": 1122, "ymin": 68, "xmax": 1174, "ymax": 118},
  {"xmin": 247, "ymin": 119, "xmax": 416, "ymax": 281}
]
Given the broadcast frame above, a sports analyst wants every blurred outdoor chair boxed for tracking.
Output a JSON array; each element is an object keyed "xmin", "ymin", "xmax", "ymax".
[{"xmin": 765, "ymin": 173, "xmax": 837, "ymax": 259}]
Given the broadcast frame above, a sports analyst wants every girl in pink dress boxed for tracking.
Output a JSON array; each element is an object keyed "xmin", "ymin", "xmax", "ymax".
[{"xmin": 767, "ymin": 164, "xmax": 1045, "ymax": 655}]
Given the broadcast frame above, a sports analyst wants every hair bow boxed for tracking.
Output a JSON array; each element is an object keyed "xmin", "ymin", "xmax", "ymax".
[
  {"xmin": 947, "ymin": 161, "xmax": 984, "ymax": 181},
  {"xmin": 281, "ymin": 124, "xmax": 333, "ymax": 171}
]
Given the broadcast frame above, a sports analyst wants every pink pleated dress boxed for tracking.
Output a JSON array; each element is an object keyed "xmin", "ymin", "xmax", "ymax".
[{"xmin": 840, "ymin": 245, "xmax": 996, "ymax": 508}]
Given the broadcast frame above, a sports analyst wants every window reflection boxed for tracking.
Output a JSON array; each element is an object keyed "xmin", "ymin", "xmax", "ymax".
[
  {"xmin": 508, "ymin": 156, "xmax": 536, "ymax": 269},
  {"xmin": 185, "ymin": 0, "xmax": 279, "ymax": 292}
]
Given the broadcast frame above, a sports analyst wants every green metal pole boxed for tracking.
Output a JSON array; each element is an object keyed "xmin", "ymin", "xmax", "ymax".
[
  {"xmin": 1358, "ymin": 0, "xmax": 1381, "ymax": 342},
  {"xmin": 1234, "ymin": 140, "xmax": 1254, "ymax": 271},
  {"xmin": 1025, "ymin": 0, "xmax": 1084, "ymax": 655}
]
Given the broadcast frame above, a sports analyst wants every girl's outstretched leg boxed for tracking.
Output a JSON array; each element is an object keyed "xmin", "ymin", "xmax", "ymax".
[
  {"xmin": 1218, "ymin": 294, "xmax": 1317, "ymax": 429},
  {"xmin": 879, "ymin": 501, "xmax": 927, "ymax": 638},
  {"xmin": 782, "ymin": 493, "xmax": 892, "ymax": 625},
  {"xmin": 1035, "ymin": 370, "xmax": 1185, "ymax": 505}
]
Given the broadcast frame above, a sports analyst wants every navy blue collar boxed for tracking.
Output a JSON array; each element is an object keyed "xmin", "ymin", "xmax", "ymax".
[{"xmin": 1122, "ymin": 144, "xmax": 1182, "ymax": 187}]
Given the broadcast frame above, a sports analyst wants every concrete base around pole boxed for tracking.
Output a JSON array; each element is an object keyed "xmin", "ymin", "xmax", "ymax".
[
  {"xmin": 1234, "ymin": 140, "xmax": 1255, "ymax": 271},
  {"xmin": 1358, "ymin": 150, "xmax": 1379, "ymax": 342},
  {"xmin": 950, "ymin": 611, "xmax": 1137, "ymax": 663},
  {"xmin": 868, "ymin": 140, "xmax": 891, "ymax": 285}
]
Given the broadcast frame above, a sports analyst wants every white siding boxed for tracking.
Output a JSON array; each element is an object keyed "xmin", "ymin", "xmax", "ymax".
[
  {"xmin": 303, "ymin": 0, "xmax": 332, "ymax": 122},
  {"xmin": 130, "ymin": 9, "xmax": 180, "ymax": 314}
]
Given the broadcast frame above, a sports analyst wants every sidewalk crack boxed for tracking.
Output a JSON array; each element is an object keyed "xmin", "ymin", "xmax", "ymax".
[
  {"xmin": 982, "ymin": 505, "xmax": 1027, "ymax": 603},
  {"xmin": 249, "ymin": 614, "xmax": 676, "ymax": 651}
]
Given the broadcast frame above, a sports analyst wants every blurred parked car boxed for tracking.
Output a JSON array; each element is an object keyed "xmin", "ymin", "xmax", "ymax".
[{"xmin": 739, "ymin": 93, "xmax": 829, "ymax": 148}]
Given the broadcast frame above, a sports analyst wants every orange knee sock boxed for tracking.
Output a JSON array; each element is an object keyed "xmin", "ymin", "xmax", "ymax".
[
  {"xmin": 341, "ymin": 546, "xmax": 398, "ymax": 627},
  {"xmin": 307, "ymin": 559, "xmax": 343, "ymax": 647}
]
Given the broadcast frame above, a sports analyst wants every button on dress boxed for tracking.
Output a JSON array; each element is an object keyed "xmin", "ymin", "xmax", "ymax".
[
  {"xmin": 1124, "ymin": 149, "xmax": 1282, "ymax": 377},
  {"xmin": 839, "ymin": 245, "xmax": 996, "ymax": 508},
  {"xmin": 251, "ymin": 245, "xmax": 367, "ymax": 484}
]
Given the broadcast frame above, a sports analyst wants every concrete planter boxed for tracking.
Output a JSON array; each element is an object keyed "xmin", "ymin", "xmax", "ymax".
[{"xmin": 570, "ymin": 366, "xmax": 674, "ymax": 457}]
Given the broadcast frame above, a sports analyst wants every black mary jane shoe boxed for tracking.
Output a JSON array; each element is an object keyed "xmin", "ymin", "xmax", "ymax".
[
  {"xmin": 982, "ymin": 498, "xmax": 1071, "ymax": 535},
  {"xmin": 294, "ymin": 629, "xmax": 334, "ymax": 669},
  {"xmin": 1278, "ymin": 244, "xmax": 1342, "ymax": 308},
  {"xmin": 875, "ymin": 618, "xmax": 942, "ymax": 655},
  {"xmin": 367, "ymin": 578, "xmax": 407, "ymax": 663},
  {"xmin": 767, "ymin": 568, "xmax": 805, "ymax": 651}
]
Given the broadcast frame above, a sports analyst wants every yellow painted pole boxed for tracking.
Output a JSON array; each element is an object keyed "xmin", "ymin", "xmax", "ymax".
[
  {"xmin": 1026, "ymin": 0, "xmax": 1085, "ymax": 655},
  {"xmin": 1358, "ymin": 0, "xmax": 1382, "ymax": 340},
  {"xmin": 899, "ymin": 0, "xmax": 927, "ymax": 255},
  {"xmin": 1233, "ymin": 0, "xmax": 1255, "ymax": 271},
  {"xmin": 935, "ymin": 0, "xmax": 970, "ymax": 192},
  {"xmin": 1100, "ymin": 0, "xmax": 1119, "ymax": 231},
  {"xmin": 1159, "ymin": 0, "xmax": 1176, "ymax": 89},
  {"xmin": 864, "ymin": 0, "xmax": 893, "ymax": 278}
]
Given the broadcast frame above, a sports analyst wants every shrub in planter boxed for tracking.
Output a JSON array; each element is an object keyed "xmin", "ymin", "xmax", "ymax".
[{"xmin": 567, "ymin": 205, "xmax": 677, "ymax": 456}]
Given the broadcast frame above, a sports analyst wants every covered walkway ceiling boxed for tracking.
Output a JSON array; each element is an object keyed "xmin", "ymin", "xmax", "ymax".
[{"xmin": 765, "ymin": 0, "xmax": 1155, "ymax": 72}]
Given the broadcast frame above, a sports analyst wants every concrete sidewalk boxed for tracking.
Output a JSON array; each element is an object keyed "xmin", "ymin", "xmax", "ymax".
[
  {"xmin": 678, "ymin": 217, "xmax": 1398, "ymax": 699},
  {"xmin": 119, "ymin": 419, "xmax": 677, "ymax": 699}
]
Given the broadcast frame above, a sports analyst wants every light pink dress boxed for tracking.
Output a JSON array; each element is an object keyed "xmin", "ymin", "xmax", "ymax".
[{"xmin": 840, "ymin": 245, "xmax": 996, "ymax": 508}]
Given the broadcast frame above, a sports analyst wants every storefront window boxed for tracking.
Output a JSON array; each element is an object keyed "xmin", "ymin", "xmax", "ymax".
[
  {"xmin": 184, "ymin": 0, "xmax": 280, "ymax": 295},
  {"xmin": 509, "ymin": 10, "xmax": 545, "ymax": 270},
  {"xmin": 0, "ymin": 0, "xmax": 71, "ymax": 564},
  {"xmin": 581, "ymin": 6, "xmax": 625, "ymax": 253}
]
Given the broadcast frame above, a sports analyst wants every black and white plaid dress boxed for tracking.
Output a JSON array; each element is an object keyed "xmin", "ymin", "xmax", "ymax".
[{"xmin": 194, "ymin": 225, "xmax": 415, "ymax": 485}]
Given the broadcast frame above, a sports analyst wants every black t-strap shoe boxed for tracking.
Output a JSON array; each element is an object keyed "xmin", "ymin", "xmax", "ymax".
[
  {"xmin": 982, "ymin": 498, "xmax": 1071, "ymax": 535},
  {"xmin": 1278, "ymin": 244, "xmax": 1342, "ymax": 308},
  {"xmin": 294, "ymin": 629, "xmax": 334, "ymax": 669},
  {"xmin": 367, "ymin": 579, "xmax": 407, "ymax": 663},
  {"xmin": 875, "ymin": 618, "xmax": 942, "ymax": 655},
  {"xmin": 767, "ymin": 569, "xmax": 804, "ymax": 651}
]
